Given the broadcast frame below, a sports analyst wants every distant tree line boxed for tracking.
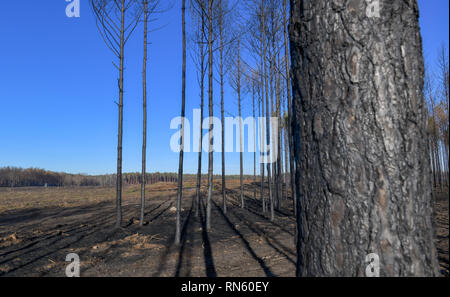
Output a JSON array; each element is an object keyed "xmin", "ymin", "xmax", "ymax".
[{"xmin": 0, "ymin": 167, "xmax": 178, "ymax": 188}]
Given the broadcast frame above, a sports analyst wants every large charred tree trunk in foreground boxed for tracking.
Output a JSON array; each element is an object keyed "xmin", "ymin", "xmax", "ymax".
[
  {"xmin": 140, "ymin": 0, "xmax": 149, "ymax": 227},
  {"xmin": 175, "ymin": 0, "xmax": 187, "ymax": 245},
  {"xmin": 290, "ymin": 0, "xmax": 439, "ymax": 276}
]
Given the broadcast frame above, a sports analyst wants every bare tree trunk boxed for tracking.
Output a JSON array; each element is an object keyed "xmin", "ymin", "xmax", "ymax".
[
  {"xmin": 443, "ymin": 144, "xmax": 449, "ymax": 187},
  {"xmin": 219, "ymin": 0, "xmax": 227, "ymax": 214},
  {"xmin": 284, "ymin": 113, "xmax": 289, "ymax": 201},
  {"xmin": 206, "ymin": 0, "xmax": 213, "ymax": 231},
  {"xmin": 290, "ymin": 0, "xmax": 440, "ymax": 276},
  {"xmin": 259, "ymin": 85, "xmax": 266, "ymax": 213},
  {"xmin": 276, "ymin": 48, "xmax": 282, "ymax": 210},
  {"xmin": 196, "ymin": 8, "xmax": 206, "ymax": 218},
  {"xmin": 269, "ymin": 42, "xmax": 277, "ymax": 211},
  {"xmin": 175, "ymin": 0, "xmax": 186, "ymax": 245},
  {"xmin": 237, "ymin": 40, "xmax": 244, "ymax": 209},
  {"xmin": 259, "ymin": 2, "xmax": 266, "ymax": 213},
  {"xmin": 115, "ymin": 0, "xmax": 126, "ymax": 229},
  {"xmin": 140, "ymin": 0, "xmax": 148, "ymax": 227}
]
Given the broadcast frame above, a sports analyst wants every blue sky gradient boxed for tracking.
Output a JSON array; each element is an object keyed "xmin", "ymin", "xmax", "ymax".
[{"xmin": 0, "ymin": 0, "xmax": 448, "ymax": 175}]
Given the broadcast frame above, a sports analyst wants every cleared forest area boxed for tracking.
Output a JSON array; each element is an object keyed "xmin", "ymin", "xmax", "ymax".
[
  {"xmin": 0, "ymin": 180, "xmax": 293, "ymax": 277},
  {"xmin": 0, "ymin": 181, "xmax": 447, "ymax": 277}
]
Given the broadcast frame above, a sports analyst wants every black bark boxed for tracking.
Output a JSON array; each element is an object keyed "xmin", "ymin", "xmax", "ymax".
[
  {"xmin": 175, "ymin": 0, "xmax": 187, "ymax": 245},
  {"xmin": 140, "ymin": 0, "xmax": 148, "ymax": 227},
  {"xmin": 290, "ymin": 0, "xmax": 440, "ymax": 276}
]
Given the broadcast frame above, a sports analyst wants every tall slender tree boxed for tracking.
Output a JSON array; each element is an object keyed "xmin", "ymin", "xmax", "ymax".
[
  {"xmin": 206, "ymin": 0, "xmax": 214, "ymax": 231},
  {"xmin": 139, "ymin": 0, "xmax": 165, "ymax": 225},
  {"xmin": 139, "ymin": 0, "xmax": 149, "ymax": 226},
  {"xmin": 282, "ymin": 0, "xmax": 296, "ymax": 216},
  {"xmin": 229, "ymin": 35, "xmax": 245, "ymax": 208},
  {"xmin": 175, "ymin": 0, "xmax": 187, "ymax": 245},
  {"xmin": 218, "ymin": 0, "xmax": 227, "ymax": 214},
  {"xmin": 91, "ymin": 0, "xmax": 141, "ymax": 228},
  {"xmin": 191, "ymin": 0, "xmax": 207, "ymax": 217},
  {"xmin": 238, "ymin": 38, "xmax": 244, "ymax": 209},
  {"xmin": 252, "ymin": 73, "xmax": 257, "ymax": 200},
  {"xmin": 262, "ymin": 0, "xmax": 274, "ymax": 221}
]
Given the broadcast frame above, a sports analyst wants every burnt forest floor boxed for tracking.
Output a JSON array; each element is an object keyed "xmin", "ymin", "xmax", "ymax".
[{"xmin": 0, "ymin": 181, "xmax": 447, "ymax": 277}]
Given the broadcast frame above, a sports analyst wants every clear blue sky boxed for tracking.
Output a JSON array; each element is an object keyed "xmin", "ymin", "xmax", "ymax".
[{"xmin": 0, "ymin": 0, "xmax": 448, "ymax": 175}]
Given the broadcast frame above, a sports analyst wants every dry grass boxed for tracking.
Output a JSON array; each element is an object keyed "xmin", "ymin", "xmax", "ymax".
[
  {"xmin": 0, "ymin": 233, "xmax": 22, "ymax": 248},
  {"xmin": 92, "ymin": 233, "xmax": 164, "ymax": 251},
  {"xmin": 0, "ymin": 183, "xmax": 178, "ymax": 214}
]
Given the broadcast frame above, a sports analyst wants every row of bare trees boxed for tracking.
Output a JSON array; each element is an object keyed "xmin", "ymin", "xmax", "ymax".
[
  {"xmin": 88, "ymin": 0, "xmax": 443, "ymax": 276},
  {"xmin": 425, "ymin": 45, "xmax": 449, "ymax": 190},
  {"xmin": 177, "ymin": 0, "xmax": 297, "ymax": 241},
  {"xmin": 90, "ymin": 0, "xmax": 164, "ymax": 228},
  {"xmin": 244, "ymin": 0, "xmax": 295, "ymax": 221},
  {"xmin": 88, "ymin": 0, "xmax": 297, "ymax": 241}
]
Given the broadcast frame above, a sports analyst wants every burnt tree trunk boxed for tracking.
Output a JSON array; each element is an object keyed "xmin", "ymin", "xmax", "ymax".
[
  {"xmin": 259, "ymin": 1, "xmax": 266, "ymax": 213},
  {"xmin": 140, "ymin": 0, "xmax": 148, "ymax": 227},
  {"xmin": 115, "ymin": 1, "xmax": 126, "ymax": 228},
  {"xmin": 219, "ymin": 0, "xmax": 227, "ymax": 214},
  {"xmin": 259, "ymin": 86, "xmax": 266, "ymax": 213},
  {"xmin": 290, "ymin": 0, "xmax": 440, "ymax": 276},
  {"xmin": 283, "ymin": 0, "xmax": 297, "ymax": 216},
  {"xmin": 237, "ymin": 40, "xmax": 244, "ymax": 209},
  {"xmin": 175, "ymin": 0, "xmax": 187, "ymax": 245},
  {"xmin": 196, "ymin": 7, "xmax": 206, "ymax": 218},
  {"xmin": 262, "ymin": 1, "xmax": 274, "ymax": 221}
]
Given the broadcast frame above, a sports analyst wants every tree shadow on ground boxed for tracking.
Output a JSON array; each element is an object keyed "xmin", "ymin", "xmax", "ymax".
[{"xmin": 211, "ymin": 199, "xmax": 276, "ymax": 277}]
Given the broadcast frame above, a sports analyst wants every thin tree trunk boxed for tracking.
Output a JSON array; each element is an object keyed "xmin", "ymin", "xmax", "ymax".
[
  {"xmin": 284, "ymin": 114, "xmax": 289, "ymax": 201},
  {"xmin": 430, "ymin": 139, "xmax": 436, "ymax": 188},
  {"xmin": 269, "ymin": 42, "xmax": 276, "ymax": 211},
  {"xmin": 115, "ymin": 0, "xmax": 126, "ymax": 229},
  {"xmin": 238, "ymin": 40, "xmax": 244, "ymax": 209},
  {"xmin": 436, "ymin": 142, "xmax": 443, "ymax": 189},
  {"xmin": 206, "ymin": 0, "xmax": 213, "ymax": 231},
  {"xmin": 290, "ymin": 0, "xmax": 440, "ymax": 276},
  {"xmin": 253, "ymin": 78, "xmax": 257, "ymax": 200},
  {"xmin": 259, "ymin": 85, "xmax": 266, "ymax": 213},
  {"xmin": 140, "ymin": 0, "xmax": 148, "ymax": 227},
  {"xmin": 443, "ymin": 144, "xmax": 449, "ymax": 187},
  {"xmin": 260, "ymin": 0, "xmax": 273, "ymax": 220},
  {"xmin": 275, "ymin": 47, "xmax": 282, "ymax": 211},
  {"xmin": 196, "ymin": 8, "xmax": 206, "ymax": 218},
  {"xmin": 263, "ymin": 14, "xmax": 274, "ymax": 221},
  {"xmin": 259, "ymin": 2, "xmax": 266, "ymax": 213},
  {"xmin": 219, "ymin": 0, "xmax": 227, "ymax": 214},
  {"xmin": 283, "ymin": 0, "xmax": 296, "ymax": 217},
  {"xmin": 175, "ymin": 0, "xmax": 186, "ymax": 245}
]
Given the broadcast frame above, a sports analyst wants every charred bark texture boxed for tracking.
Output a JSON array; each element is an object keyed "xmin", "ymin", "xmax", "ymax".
[
  {"xmin": 290, "ymin": 0, "xmax": 439, "ymax": 276},
  {"xmin": 140, "ymin": 0, "xmax": 148, "ymax": 227},
  {"xmin": 116, "ymin": 1, "xmax": 126, "ymax": 229}
]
